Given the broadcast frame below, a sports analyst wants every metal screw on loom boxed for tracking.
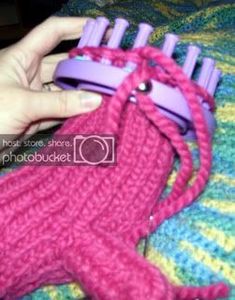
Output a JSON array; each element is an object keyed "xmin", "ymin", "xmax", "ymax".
[
  {"xmin": 137, "ymin": 81, "xmax": 153, "ymax": 94},
  {"xmin": 129, "ymin": 81, "xmax": 153, "ymax": 103}
]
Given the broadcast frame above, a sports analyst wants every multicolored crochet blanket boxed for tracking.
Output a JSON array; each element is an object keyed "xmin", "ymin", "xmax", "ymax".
[{"xmin": 1, "ymin": 1, "xmax": 234, "ymax": 299}]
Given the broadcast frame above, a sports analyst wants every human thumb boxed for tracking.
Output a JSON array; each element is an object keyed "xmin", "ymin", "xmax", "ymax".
[{"xmin": 26, "ymin": 90, "xmax": 102, "ymax": 121}]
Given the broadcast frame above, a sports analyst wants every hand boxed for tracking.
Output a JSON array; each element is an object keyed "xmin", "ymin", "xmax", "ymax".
[{"xmin": 0, "ymin": 17, "xmax": 102, "ymax": 136}]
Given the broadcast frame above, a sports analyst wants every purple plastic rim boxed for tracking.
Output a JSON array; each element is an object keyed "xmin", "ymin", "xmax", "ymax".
[{"xmin": 54, "ymin": 59, "xmax": 216, "ymax": 140}]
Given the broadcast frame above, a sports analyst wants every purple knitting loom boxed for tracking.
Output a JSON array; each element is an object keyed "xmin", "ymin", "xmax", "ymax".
[{"xmin": 54, "ymin": 17, "xmax": 221, "ymax": 140}]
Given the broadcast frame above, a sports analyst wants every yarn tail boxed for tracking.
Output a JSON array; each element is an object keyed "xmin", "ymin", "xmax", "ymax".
[{"xmin": 63, "ymin": 226, "xmax": 174, "ymax": 300}]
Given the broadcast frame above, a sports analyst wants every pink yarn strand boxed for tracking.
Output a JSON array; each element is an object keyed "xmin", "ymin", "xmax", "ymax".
[
  {"xmin": 0, "ymin": 45, "xmax": 228, "ymax": 300},
  {"xmin": 68, "ymin": 46, "xmax": 226, "ymax": 300}
]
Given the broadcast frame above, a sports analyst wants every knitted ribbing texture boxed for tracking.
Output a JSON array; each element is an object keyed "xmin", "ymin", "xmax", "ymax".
[{"xmin": 0, "ymin": 46, "xmax": 229, "ymax": 300}]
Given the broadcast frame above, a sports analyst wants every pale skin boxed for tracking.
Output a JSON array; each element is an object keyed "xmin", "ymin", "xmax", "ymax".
[{"xmin": 0, "ymin": 17, "xmax": 102, "ymax": 137}]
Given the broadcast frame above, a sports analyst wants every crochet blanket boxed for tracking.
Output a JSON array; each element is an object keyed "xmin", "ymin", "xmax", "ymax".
[{"xmin": 1, "ymin": 1, "xmax": 234, "ymax": 299}]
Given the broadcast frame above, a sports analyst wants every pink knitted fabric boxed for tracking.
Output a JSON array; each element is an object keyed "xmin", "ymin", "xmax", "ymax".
[{"xmin": 0, "ymin": 46, "xmax": 229, "ymax": 300}]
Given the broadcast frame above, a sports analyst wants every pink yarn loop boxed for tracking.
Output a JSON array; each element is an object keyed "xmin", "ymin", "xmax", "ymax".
[
  {"xmin": 0, "ymin": 46, "xmax": 229, "ymax": 300},
  {"xmin": 71, "ymin": 45, "xmax": 212, "ymax": 229},
  {"xmin": 69, "ymin": 46, "xmax": 229, "ymax": 300}
]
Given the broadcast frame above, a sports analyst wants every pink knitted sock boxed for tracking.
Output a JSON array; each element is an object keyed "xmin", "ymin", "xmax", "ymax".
[{"xmin": 0, "ymin": 46, "xmax": 229, "ymax": 300}]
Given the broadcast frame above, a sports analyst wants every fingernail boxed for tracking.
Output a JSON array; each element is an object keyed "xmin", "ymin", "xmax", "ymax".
[{"xmin": 80, "ymin": 91, "xmax": 102, "ymax": 110}]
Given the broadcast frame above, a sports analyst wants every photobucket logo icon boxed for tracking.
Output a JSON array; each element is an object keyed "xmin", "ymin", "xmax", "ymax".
[{"xmin": 73, "ymin": 135, "xmax": 115, "ymax": 165}]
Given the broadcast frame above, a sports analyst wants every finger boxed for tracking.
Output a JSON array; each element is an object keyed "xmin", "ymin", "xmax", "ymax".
[
  {"xmin": 41, "ymin": 53, "xmax": 68, "ymax": 83},
  {"xmin": 40, "ymin": 27, "xmax": 113, "ymax": 83},
  {"xmin": 26, "ymin": 90, "xmax": 102, "ymax": 121},
  {"xmin": 17, "ymin": 17, "xmax": 89, "ymax": 58}
]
